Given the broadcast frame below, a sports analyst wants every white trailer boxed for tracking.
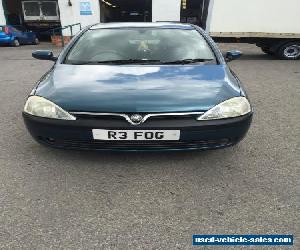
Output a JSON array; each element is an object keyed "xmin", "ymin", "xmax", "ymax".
[{"xmin": 206, "ymin": 0, "xmax": 300, "ymax": 59}]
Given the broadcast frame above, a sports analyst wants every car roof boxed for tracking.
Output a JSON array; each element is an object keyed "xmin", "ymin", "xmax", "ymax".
[{"xmin": 90, "ymin": 22, "xmax": 195, "ymax": 30}]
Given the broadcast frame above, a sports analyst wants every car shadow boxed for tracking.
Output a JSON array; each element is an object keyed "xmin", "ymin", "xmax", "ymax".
[
  {"xmin": 32, "ymin": 143, "xmax": 241, "ymax": 175},
  {"xmin": 238, "ymin": 53, "xmax": 278, "ymax": 61}
]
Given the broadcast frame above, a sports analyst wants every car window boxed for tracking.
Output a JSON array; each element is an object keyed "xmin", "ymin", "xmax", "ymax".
[
  {"xmin": 65, "ymin": 28, "xmax": 216, "ymax": 64},
  {"xmin": 10, "ymin": 27, "xmax": 20, "ymax": 32},
  {"xmin": 14, "ymin": 26, "xmax": 26, "ymax": 32}
]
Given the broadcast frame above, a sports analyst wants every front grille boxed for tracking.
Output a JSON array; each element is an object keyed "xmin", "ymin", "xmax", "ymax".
[
  {"xmin": 39, "ymin": 137, "xmax": 232, "ymax": 150},
  {"xmin": 71, "ymin": 112, "xmax": 204, "ymax": 127}
]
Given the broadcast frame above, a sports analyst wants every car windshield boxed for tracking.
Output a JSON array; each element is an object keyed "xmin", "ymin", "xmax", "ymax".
[{"xmin": 64, "ymin": 28, "xmax": 216, "ymax": 65}]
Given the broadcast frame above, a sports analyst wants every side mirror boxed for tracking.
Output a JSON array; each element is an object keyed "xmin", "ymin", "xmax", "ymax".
[
  {"xmin": 32, "ymin": 50, "xmax": 57, "ymax": 61},
  {"xmin": 225, "ymin": 50, "xmax": 242, "ymax": 62}
]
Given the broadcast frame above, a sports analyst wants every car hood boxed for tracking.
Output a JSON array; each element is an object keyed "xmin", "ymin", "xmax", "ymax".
[{"xmin": 35, "ymin": 64, "xmax": 241, "ymax": 113}]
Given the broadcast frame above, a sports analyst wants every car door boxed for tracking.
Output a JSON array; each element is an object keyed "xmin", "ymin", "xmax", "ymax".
[
  {"xmin": 24, "ymin": 31, "xmax": 36, "ymax": 43},
  {"xmin": 10, "ymin": 27, "xmax": 27, "ymax": 44},
  {"xmin": 14, "ymin": 26, "xmax": 35, "ymax": 44},
  {"xmin": 19, "ymin": 26, "xmax": 36, "ymax": 43}
]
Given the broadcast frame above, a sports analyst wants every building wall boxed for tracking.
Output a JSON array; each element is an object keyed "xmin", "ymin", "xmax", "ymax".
[
  {"xmin": 58, "ymin": 0, "xmax": 100, "ymax": 35},
  {"xmin": 59, "ymin": 0, "xmax": 182, "ymax": 35},
  {"xmin": 0, "ymin": 0, "xmax": 5, "ymax": 24},
  {"xmin": 152, "ymin": 0, "xmax": 181, "ymax": 22}
]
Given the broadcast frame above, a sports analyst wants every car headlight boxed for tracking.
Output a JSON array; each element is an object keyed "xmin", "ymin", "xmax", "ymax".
[
  {"xmin": 197, "ymin": 97, "xmax": 251, "ymax": 120},
  {"xmin": 24, "ymin": 96, "xmax": 76, "ymax": 120}
]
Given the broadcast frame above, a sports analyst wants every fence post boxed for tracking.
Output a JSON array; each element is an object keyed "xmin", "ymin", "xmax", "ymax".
[{"xmin": 61, "ymin": 29, "xmax": 64, "ymax": 47}]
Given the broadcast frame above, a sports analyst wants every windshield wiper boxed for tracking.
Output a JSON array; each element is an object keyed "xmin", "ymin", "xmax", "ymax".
[
  {"xmin": 162, "ymin": 58, "xmax": 214, "ymax": 64},
  {"xmin": 67, "ymin": 58, "xmax": 214, "ymax": 65},
  {"xmin": 68, "ymin": 59, "xmax": 161, "ymax": 65}
]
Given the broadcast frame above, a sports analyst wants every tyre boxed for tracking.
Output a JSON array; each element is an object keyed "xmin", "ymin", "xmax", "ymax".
[
  {"xmin": 33, "ymin": 37, "xmax": 40, "ymax": 45},
  {"xmin": 12, "ymin": 39, "xmax": 20, "ymax": 47},
  {"xmin": 261, "ymin": 47, "xmax": 274, "ymax": 55},
  {"xmin": 276, "ymin": 42, "xmax": 300, "ymax": 60}
]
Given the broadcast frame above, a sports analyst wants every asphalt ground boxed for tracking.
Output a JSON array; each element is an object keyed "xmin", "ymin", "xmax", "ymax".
[{"xmin": 0, "ymin": 42, "xmax": 299, "ymax": 249}]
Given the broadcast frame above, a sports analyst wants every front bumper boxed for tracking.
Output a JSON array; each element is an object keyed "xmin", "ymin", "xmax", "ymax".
[
  {"xmin": 23, "ymin": 112, "xmax": 253, "ymax": 151},
  {"xmin": 0, "ymin": 36, "xmax": 14, "ymax": 44}
]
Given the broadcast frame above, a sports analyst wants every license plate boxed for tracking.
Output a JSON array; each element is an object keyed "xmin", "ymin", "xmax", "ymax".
[{"xmin": 92, "ymin": 129, "xmax": 180, "ymax": 141}]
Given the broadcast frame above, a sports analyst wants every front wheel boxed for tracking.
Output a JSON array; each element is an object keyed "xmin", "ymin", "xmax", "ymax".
[
  {"xmin": 33, "ymin": 37, "xmax": 40, "ymax": 45},
  {"xmin": 12, "ymin": 39, "xmax": 20, "ymax": 47},
  {"xmin": 276, "ymin": 42, "xmax": 300, "ymax": 60}
]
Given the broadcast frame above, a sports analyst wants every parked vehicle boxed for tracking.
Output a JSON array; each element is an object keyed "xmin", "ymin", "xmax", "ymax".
[
  {"xmin": 21, "ymin": 0, "xmax": 60, "ymax": 35},
  {"xmin": 23, "ymin": 22, "xmax": 253, "ymax": 151},
  {"xmin": 0, "ymin": 25, "xmax": 39, "ymax": 46},
  {"xmin": 207, "ymin": 0, "xmax": 300, "ymax": 60}
]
